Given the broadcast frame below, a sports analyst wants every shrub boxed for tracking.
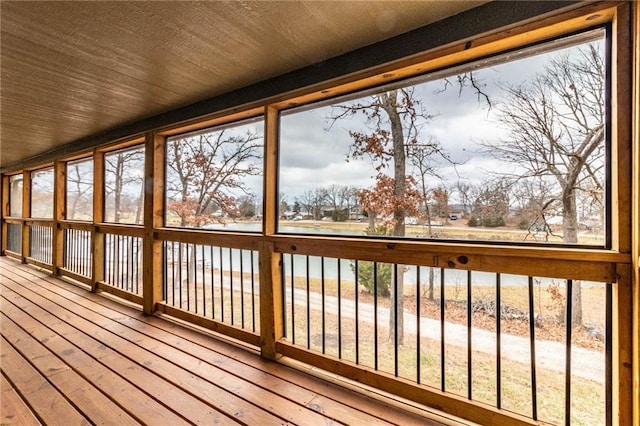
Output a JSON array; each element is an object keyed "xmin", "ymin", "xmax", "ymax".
[
  {"xmin": 350, "ymin": 261, "xmax": 391, "ymax": 297},
  {"xmin": 482, "ymin": 216, "xmax": 505, "ymax": 227},
  {"xmin": 518, "ymin": 218, "xmax": 530, "ymax": 230},
  {"xmin": 468, "ymin": 216, "xmax": 480, "ymax": 227}
]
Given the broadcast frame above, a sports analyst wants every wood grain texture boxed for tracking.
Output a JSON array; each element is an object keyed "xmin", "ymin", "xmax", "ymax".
[{"xmin": 0, "ymin": 256, "xmax": 457, "ymax": 426}]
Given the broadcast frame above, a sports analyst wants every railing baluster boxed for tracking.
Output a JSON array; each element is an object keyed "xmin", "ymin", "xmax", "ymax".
[
  {"xmin": 171, "ymin": 241, "xmax": 176, "ymax": 306},
  {"xmin": 201, "ymin": 245, "xmax": 206, "ymax": 317},
  {"xmin": 115, "ymin": 234, "xmax": 120, "ymax": 288},
  {"xmin": 565, "ymin": 279, "xmax": 573, "ymax": 426},
  {"xmin": 219, "ymin": 246, "xmax": 224, "ymax": 322},
  {"xmin": 81, "ymin": 229, "xmax": 85, "ymax": 275},
  {"xmin": 129, "ymin": 236, "xmax": 133, "ymax": 292},
  {"xmin": 251, "ymin": 250, "xmax": 256, "ymax": 333},
  {"xmin": 178, "ymin": 242, "xmax": 183, "ymax": 308},
  {"xmin": 65, "ymin": 229, "xmax": 69, "ymax": 271},
  {"xmin": 229, "ymin": 248, "xmax": 234, "ymax": 324},
  {"xmin": 76, "ymin": 230, "xmax": 80, "ymax": 274},
  {"xmin": 81, "ymin": 230, "xmax": 86, "ymax": 275},
  {"xmin": 82, "ymin": 230, "xmax": 87, "ymax": 276},
  {"xmin": 374, "ymin": 261, "xmax": 378, "ymax": 371},
  {"xmin": 61, "ymin": 229, "xmax": 66, "ymax": 269},
  {"xmin": 467, "ymin": 269, "xmax": 472, "ymax": 400},
  {"xmin": 77, "ymin": 230, "xmax": 81, "ymax": 275},
  {"xmin": 191, "ymin": 244, "xmax": 196, "ymax": 313},
  {"xmin": 441, "ymin": 267, "xmax": 446, "ymax": 392},
  {"xmin": 240, "ymin": 249, "xmax": 245, "ymax": 329},
  {"xmin": 528, "ymin": 276, "xmax": 538, "ymax": 420},
  {"xmin": 68, "ymin": 229, "xmax": 73, "ymax": 272},
  {"xmin": 321, "ymin": 256, "xmax": 326, "ymax": 354},
  {"xmin": 210, "ymin": 245, "xmax": 215, "ymax": 320},
  {"xmin": 496, "ymin": 272, "xmax": 502, "ymax": 409},
  {"xmin": 136, "ymin": 237, "xmax": 140, "ymax": 294},
  {"xmin": 125, "ymin": 236, "xmax": 130, "ymax": 290},
  {"xmin": 416, "ymin": 266, "xmax": 421, "ymax": 384},
  {"xmin": 291, "ymin": 253, "xmax": 295, "ymax": 344},
  {"xmin": 281, "ymin": 254, "xmax": 287, "ymax": 339},
  {"xmin": 306, "ymin": 255, "xmax": 310, "ymax": 349},
  {"xmin": 394, "ymin": 263, "xmax": 399, "ymax": 377},
  {"xmin": 605, "ymin": 283, "xmax": 612, "ymax": 426},
  {"xmin": 71, "ymin": 229, "xmax": 80, "ymax": 273},
  {"xmin": 106, "ymin": 234, "xmax": 111, "ymax": 284},
  {"xmin": 162, "ymin": 241, "xmax": 166, "ymax": 300},
  {"xmin": 337, "ymin": 258, "xmax": 342, "ymax": 359},
  {"xmin": 355, "ymin": 259, "xmax": 359, "ymax": 364}
]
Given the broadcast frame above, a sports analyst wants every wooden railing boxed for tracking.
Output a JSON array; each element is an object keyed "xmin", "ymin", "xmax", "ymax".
[
  {"xmin": 93, "ymin": 224, "xmax": 144, "ymax": 304},
  {"xmin": 155, "ymin": 229, "xmax": 262, "ymax": 347},
  {"xmin": 276, "ymin": 245, "xmax": 612, "ymax": 425},
  {"xmin": 5, "ymin": 219, "xmax": 22, "ymax": 256},
  {"xmin": 27, "ymin": 220, "xmax": 53, "ymax": 266},
  {"xmin": 104, "ymin": 232, "xmax": 143, "ymax": 296}
]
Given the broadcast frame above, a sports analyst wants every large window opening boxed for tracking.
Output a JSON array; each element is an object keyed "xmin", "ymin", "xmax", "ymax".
[
  {"xmin": 30, "ymin": 167, "xmax": 54, "ymax": 218},
  {"xmin": 279, "ymin": 29, "xmax": 608, "ymax": 247},
  {"xmin": 66, "ymin": 157, "xmax": 94, "ymax": 221},
  {"xmin": 104, "ymin": 145, "xmax": 145, "ymax": 225},
  {"xmin": 165, "ymin": 117, "xmax": 264, "ymax": 231},
  {"xmin": 8, "ymin": 174, "xmax": 22, "ymax": 217}
]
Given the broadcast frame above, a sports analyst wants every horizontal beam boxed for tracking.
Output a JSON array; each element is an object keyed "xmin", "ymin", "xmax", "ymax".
[{"xmin": 276, "ymin": 341, "xmax": 538, "ymax": 426}]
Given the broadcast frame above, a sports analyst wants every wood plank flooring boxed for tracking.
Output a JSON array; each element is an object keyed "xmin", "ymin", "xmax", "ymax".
[{"xmin": 0, "ymin": 257, "xmax": 471, "ymax": 426}]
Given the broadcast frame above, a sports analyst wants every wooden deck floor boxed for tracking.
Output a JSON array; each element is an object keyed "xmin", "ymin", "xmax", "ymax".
[{"xmin": 0, "ymin": 257, "xmax": 470, "ymax": 426}]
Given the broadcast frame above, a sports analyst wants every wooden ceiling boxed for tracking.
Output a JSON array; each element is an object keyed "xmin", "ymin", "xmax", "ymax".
[{"xmin": 0, "ymin": 1, "xmax": 489, "ymax": 171}]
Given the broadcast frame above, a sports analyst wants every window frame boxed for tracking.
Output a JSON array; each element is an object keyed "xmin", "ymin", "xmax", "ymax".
[{"xmin": 276, "ymin": 25, "xmax": 612, "ymax": 250}]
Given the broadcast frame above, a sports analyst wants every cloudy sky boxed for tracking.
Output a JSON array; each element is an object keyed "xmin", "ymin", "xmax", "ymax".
[
  {"xmin": 273, "ymin": 29, "xmax": 605, "ymax": 205},
  {"xmin": 173, "ymin": 28, "xmax": 605, "ymax": 211}
]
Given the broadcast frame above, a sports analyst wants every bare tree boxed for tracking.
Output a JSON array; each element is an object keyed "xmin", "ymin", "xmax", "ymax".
[
  {"xmin": 298, "ymin": 188, "xmax": 327, "ymax": 220},
  {"xmin": 105, "ymin": 149, "xmax": 145, "ymax": 224},
  {"xmin": 166, "ymin": 130, "xmax": 262, "ymax": 227},
  {"xmin": 323, "ymin": 184, "xmax": 359, "ymax": 221},
  {"xmin": 470, "ymin": 178, "xmax": 511, "ymax": 228},
  {"xmin": 455, "ymin": 182, "xmax": 474, "ymax": 218},
  {"xmin": 485, "ymin": 43, "xmax": 605, "ymax": 327},
  {"xmin": 66, "ymin": 161, "xmax": 93, "ymax": 220}
]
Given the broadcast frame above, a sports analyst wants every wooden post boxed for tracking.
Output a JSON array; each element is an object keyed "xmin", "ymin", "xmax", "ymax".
[
  {"xmin": 92, "ymin": 151, "xmax": 105, "ymax": 291},
  {"xmin": 21, "ymin": 171, "xmax": 31, "ymax": 263},
  {"xmin": 612, "ymin": 4, "xmax": 634, "ymax": 426},
  {"xmin": 259, "ymin": 106, "xmax": 284, "ymax": 359},
  {"xmin": 1, "ymin": 175, "xmax": 8, "ymax": 255},
  {"xmin": 614, "ymin": 264, "xmax": 634, "ymax": 426},
  {"xmin": 259, "ymin": 241, "xmax": 283, "ymax": 360},
  {"xmin": 142, "ymin": 133, "xmax": 165, "ymax": 315},
  {"xmin": 52, "ymin": 162, "xmax": 65, "ymax": 275},
  {"xmin": 630, "ymin": 3, "xmax": 640, "ymax": 425}
]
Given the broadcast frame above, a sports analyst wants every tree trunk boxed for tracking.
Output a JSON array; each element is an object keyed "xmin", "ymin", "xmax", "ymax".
[
  {"xmin": 428, "ymin": 267, "xmax": 435, "ymax": 301},
  {"xmin": 382, "ymin": 91, "xmax": 406, "ymax": 345},
  {"xmin": 114, "ymin": 155, "xmax": 124, "ymax": 223},
  {"xmin": 562, "ymin": 188, "xmax": 582, "ymax": 327},
  {"xmin": 134, "ymin": 176, "xmax": 144, "ymax": 225}
]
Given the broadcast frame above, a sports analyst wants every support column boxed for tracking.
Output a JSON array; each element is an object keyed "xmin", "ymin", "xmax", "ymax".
[
  {"xmin": 52, "ymin": 162, "xmax": 65, "ymax": 275},
  {"xmin": 142, "ymin": 133, "xmax": 165, "ymax": 315},
  {"xmin": 92, "ymin": 150, "xmax": 105, "ymax": 291},
  {"xmin": 1, "ymin": 175, "xmax": 8, "ymax": 255},
  {"xmin": 259, "ymin": 106, "xmax": 283, "ymax": 359},
  {"xmin": 630, "ymin": 2, "xmax": 640, "ymax": 425},
  {"xmin": 21, "ymin": 171, "xmax": 31, "ymax": 263}
]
